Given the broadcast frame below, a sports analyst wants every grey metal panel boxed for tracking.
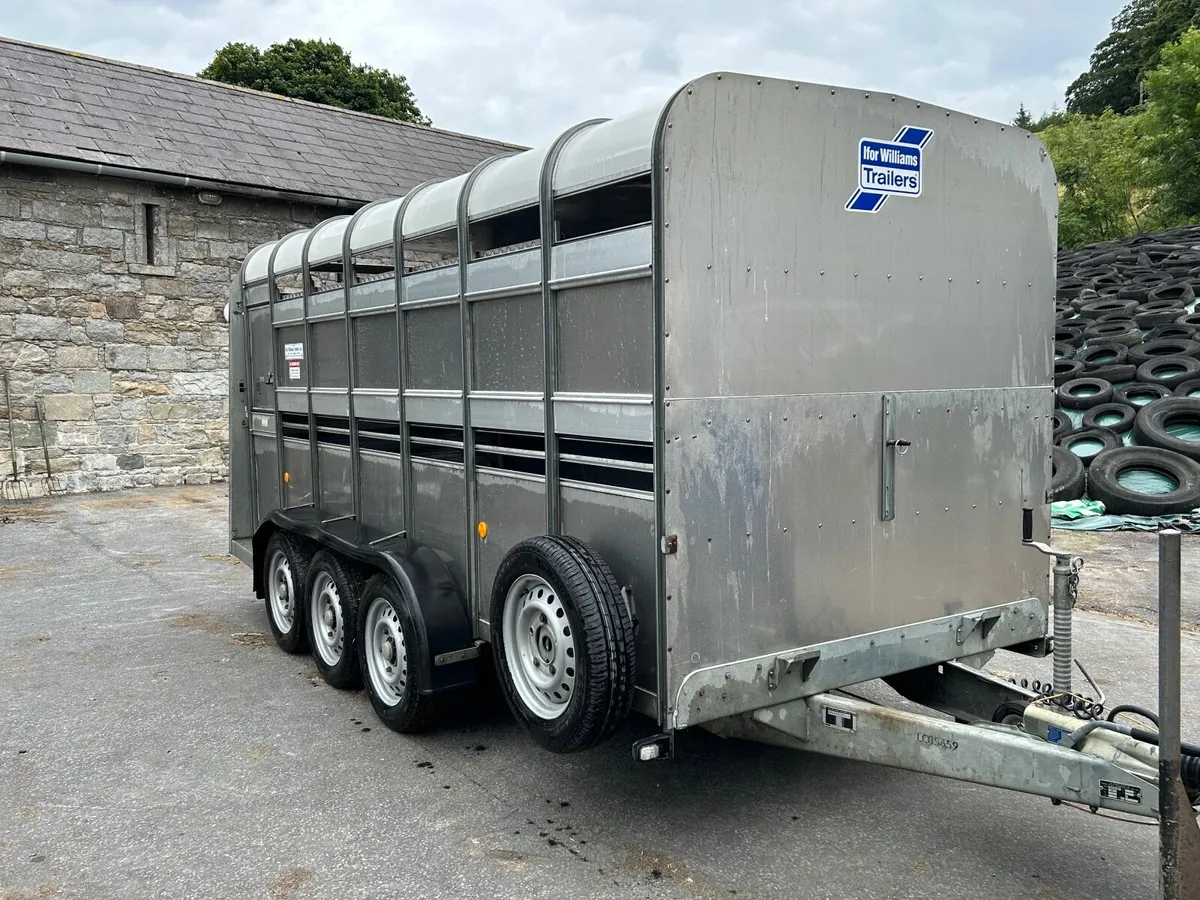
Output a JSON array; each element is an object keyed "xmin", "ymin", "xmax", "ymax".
[
  {"xmin": 403, "ymin": 267, "xmax": 460, "ymax": 305},
  {"xmin": 465, "ymin": 250, "xmax": 541, "ymax": 297},
  {"xmin": 475, "ymin": 472, "xmax": 547, "ymax": 621},
  {"xmin": 317, "ymin": 445, "xmax": 354, "ymax": 516},
  {"xmin": 308, "ymin": 289, "xmax": 346, "ymax": 320},
  {"xmin": 661, "ymin": 389, "xmax": 1051, "ymax": 714},
  {"xmin": 248, "ymin": 304, "xmax": 273, "ymax": 412},
  {"xmin": 353, "ymin": 391, "xmax": 400, "ymax": 422},
  {"xmin": 275, "ymin": 324, "xmax": 307, "ymax": 388},
  {"xmin": 281, "ymin": 438, "xmax": 313, "ymax": 508},
  {"xmin": 253, "ymin": 436, "xmax": 279, "ymax": 524},
  {"xmin": 472, "ymin": 293, "xmax": 544, "ymax": 392},
  {"xmin": 411, "ymin": 460, "xmax": 468, "ymax": 594},
  {"xmin": 553, "ymin": 396, "xmax": 653, "ymax": 441},
  {"xmin": 310, "ymin": 319, "xmax": 348, "ymax": 388},
  {"xmin": 275, "ymin": 389, "xmax": 308, "ymax": 414},
  {"xmin": 557, "ymin": 278, "xmax": 653, "ymax": 394},
  {"xmin": 659, "ymin": 75, "xmax": 1056, "ymax": 400},
  {"xmin": 251, "ymin": 412, "xmax": 275, "ymax": 435},
  {"xmin": 468, "ymin": 147, "xmax": 547, "ymax": 218},
  {"xmin": 310, "ymin": 390, "xmax": 349, "ymax": 417},
  {"xmin": 405, "ymin": 392, "xmax": 463, "ymax": 426},
  {"xmin": 359, "ymin": 449, "xmax": 405, "ymax": 532},
  {"xmin": 244, "ymin": 282, "xmax": 271, "ymax": 307},
  {"xmin": 271, "ymin": 230, "xmax": 310, "ymax": 276},
  {"xmin": 403, "ymin": 174, "xmax": 469, "ymax": 237},
  {"xmin": 406, "ymin": 304, "xmax": 463, "ymax": 391},
  {"xmin": 348, "ymin": 278, "xmax": 397, "ymax": 312},
  {"xmin": 469, "ymin": 395, "xmax": 544, "ymax": 432},
  {"xmin": 353, "ymin": 313, "xmax": 399, "ymax": 390},
  {"xmin": 350, "ymin": 198, "xmax": 403, "ymax": 253},
  {"xmin": 273, "ymin": 297, "xmax": 304, "ymax": 324},
  {"xmin": 553, "ymin": 102, "xmax": 665, "ymax": 195},
  {"xmin": 550, "ymin": 225, "xmax": 651, "ymax": 282},
  {"xmin": 307, "ymin": 216, "xmax": 351, "ymax": 265},
  {"xmin": 560, "ymin": 484, "xmax": 658, "ymax": 704}
]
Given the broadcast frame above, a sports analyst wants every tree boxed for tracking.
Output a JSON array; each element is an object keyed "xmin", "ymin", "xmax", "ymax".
[
  {"xmin": 1039, "ymin": 110, "xmax": 1153, "ymax": 248},
  {"xmin": 1143, "ymin": 28, "xmax": 1200, "ymax": 221},
  {"xmin": 199, "ymin": 39, "xmax": 429, "ymax": 125},
  {"xmin": 1066, "ymin": 0, "xmax": 1158, "ymax": 115},
  {"xmin": 1012, "ymin": 104, "xmax": 1034, "ymax": 129}
]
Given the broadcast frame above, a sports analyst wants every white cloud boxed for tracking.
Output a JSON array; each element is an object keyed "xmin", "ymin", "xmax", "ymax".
[{"xmin": 2, "ymin": 0, "xmax": 1125, "ymax": 145}]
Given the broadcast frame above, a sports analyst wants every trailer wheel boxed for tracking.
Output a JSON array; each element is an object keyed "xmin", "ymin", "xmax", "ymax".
[
  {"xmin": 491, "ymin": 535, "xmax": 636, "ymax": 754},
  {"xmin": 307, "ymin": 551, "xmax": 364, "ymax": 690},
  {"xmin": 263, "ymin": 532, "xmax": 311, "ymax": 654},
  {"xmin": 358, "ymin": 574, "xmax": 437, "ymax": 733}
]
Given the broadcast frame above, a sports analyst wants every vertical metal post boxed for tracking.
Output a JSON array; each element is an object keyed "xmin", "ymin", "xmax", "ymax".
[{"xmin": 1159, "ymin": 528, "xmax": 1182, "ymax": 900}]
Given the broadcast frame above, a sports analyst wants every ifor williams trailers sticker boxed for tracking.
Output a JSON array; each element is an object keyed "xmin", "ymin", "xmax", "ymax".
[{"xmin": 845, "ymin": 126, "xmax": 934, "ymax": 214}]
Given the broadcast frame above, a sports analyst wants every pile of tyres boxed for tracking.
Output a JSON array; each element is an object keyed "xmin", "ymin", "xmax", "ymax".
[{"xmin": 1054, "ymin": 225, "xmax": 1200, "ymax": 518}]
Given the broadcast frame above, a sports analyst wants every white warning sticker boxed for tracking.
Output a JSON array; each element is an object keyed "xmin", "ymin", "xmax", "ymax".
[
  {"xmin": 283, "ymin": 342, "xmax": 304, "ymax": 361},
  {"xmin": 288, "ymin": 360, "xmax": 301, "ymax": 381}
]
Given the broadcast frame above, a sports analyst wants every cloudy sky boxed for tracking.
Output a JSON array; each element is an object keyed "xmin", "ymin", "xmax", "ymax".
[{"xmin": 2, "ymin": 0, "xmax": 1126, "ymax": 146}]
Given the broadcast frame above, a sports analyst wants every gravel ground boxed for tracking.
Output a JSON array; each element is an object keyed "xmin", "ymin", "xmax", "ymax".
[{"xmin": 1, "ymin": 485, "xmax": 1198, "ymax": 900}]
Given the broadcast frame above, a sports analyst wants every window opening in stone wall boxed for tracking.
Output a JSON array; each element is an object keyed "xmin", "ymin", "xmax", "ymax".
[
  {"xmin": 143, "ymin": 203, "xmax": 158, "ymax": 265},
  {"xmin": 404, "ymin": 228, "xmax": 459, "ymax": 274},
  {"xmin": 352, "ymin": 245, "xmax": 396, "ymax": 286},
  {"xmin": 554, "ymin": 174, "xmax": 652, "ymax": 242},
  {"xmin": 469, "ymin": 206, "xmax": 541, "ymax": 259}
]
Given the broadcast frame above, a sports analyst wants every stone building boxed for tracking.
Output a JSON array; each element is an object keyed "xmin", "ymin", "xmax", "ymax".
[{"xmin": 0, "ymin": 37, "xmax": 513, "ymax": 496}]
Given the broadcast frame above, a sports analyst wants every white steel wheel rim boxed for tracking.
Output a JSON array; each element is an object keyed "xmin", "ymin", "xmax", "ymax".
[
  {"xmin": 309, "ymin": 571, "xmax": 344, "ymax": 667},
  {"xmin": 267, "ymin": 549, "xmax": 296, "ymax": 634},
  {"xmin": 365, "ymin": 597, "xmax": 407, "ymax": 707},
  {"xmin": 502, "ymin": 574, "xmax": 577, "ymax": 721}
]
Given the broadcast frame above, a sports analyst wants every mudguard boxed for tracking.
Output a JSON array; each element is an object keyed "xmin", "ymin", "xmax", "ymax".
[{"xmin": 253, "ymin": 508, "xmax": 476, "ymax": 693}]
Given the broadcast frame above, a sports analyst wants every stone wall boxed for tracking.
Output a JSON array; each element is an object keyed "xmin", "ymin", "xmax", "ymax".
[{"xmin": 0, "ymin": 163, "xmax": 330, "ymax": 496}]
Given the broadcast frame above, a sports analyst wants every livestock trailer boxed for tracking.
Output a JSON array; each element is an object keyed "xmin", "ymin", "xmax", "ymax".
[{"xmin": 228, "ymin": 73, "xmax": 1198, "ymax": 841}]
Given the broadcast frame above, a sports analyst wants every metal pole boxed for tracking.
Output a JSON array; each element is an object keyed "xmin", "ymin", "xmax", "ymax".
[
  {"xmin": 1052, "ymin": 554, "xmax": 1073, "ymax": 695},
  {"xmin": 1159, "ymin": 528, "xmax": 1182, "ymax": 900}
]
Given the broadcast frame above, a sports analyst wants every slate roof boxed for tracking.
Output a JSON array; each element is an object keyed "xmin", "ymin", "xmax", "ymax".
[{"xmin": 0, "ymin": 36, "xmax": 520, "ymax": 203}]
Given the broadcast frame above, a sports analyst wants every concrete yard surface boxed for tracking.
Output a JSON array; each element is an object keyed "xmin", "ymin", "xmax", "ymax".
[{"xmin": 1, "ymin": 485, "xmax": 1199, "ymax": 900}]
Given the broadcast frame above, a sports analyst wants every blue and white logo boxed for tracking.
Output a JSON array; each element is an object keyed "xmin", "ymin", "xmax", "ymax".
[{"xmin": 845, "ymin": 126, "xmax": 934, "ymax": 214}]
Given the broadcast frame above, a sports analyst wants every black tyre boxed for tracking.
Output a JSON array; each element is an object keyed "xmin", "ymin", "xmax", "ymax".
[
  {"xmin": 1056, "ymin": 377, "xmax": 1113, "ymax": 410},
  {"xmin": 1115, "ymin": 382, "xmax": 1172, "ymax": 407},
  {"xmin": 1175, "ymin": 379, "xmax": 1200, "ymax": 399},
  {"xmin": 1050, "ymin": 447, "xmax": 1086, "ymax": 502},
  {"xmin": 1056, "ymin": 427, "xmax": 1123, "ymax": 467},
  {"xmin": 490, "ymin": 535, "xmax": 636, "ymax": 754},
  {"xmin": 1176, "ymin": 313, "xmax": 1200, "ymax": 329},
  {"xmin": 1055, "ymin": 325, "xmax": 1085, "ymax": 347},
  {"xmin": 1051, "ymin": 411, "xmax": 1073, "ymax": 440},
  {"xmin": 1087, "ymin": 447, "xmax": 1200, "ymax": 516},
  {"xmin": 1147, "ymin": 281, "xmax": 1196, "ymax": 307},
  {"xmin": 1087, "ymin": 363, "xmax": 1137, "ymax": 384},
  {"xmin": 307, "ymin": 551, "xmax": 364, "ymax": 690},
  {"xmin": 1078, "ymin": 298, "xmax": 1137, "ymax": 320},
  {"xmin": 1128, "ymin": 338, "xmax": 1200, "ymax": 366},
  {"xmin": 1082, "ymin": 402, "xmax": 1137, "ymax": 434},
  {"xmin": 1076, "ymin": 341, "xmax": 1128, "ymax": 369},
  {"xmin": 1136, "ymin": 356, "xmax": 1200, "ymax": 390},
  {"xmin": 358, "ymin": 573, "xmax": 438, "ymax": 733},
  {"xmin": 263, "ymin": 531, "xmax": 313, "ymax": 654},
  {"xmin": 1054, "ymin": 359, "xmax": 1085, "ymax": 387},
  {"xmin": 1054, "ymin": 342, "xmax": 1075, "ymax": 361},
  {"xmin": 1134, "ymin": 300, "xmax": 1187, "ymax": 329},
  {"xmin": 1147, "ymin": 324, "xmax": 1196, "ymax": 342},
  {"xmin": 1082, "ymin": 320, "xmax": 1142, "ymax": 346},
  {"xmin": 1133, "ymin": 397, "xmax": 1200, "ymax": 462}
]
